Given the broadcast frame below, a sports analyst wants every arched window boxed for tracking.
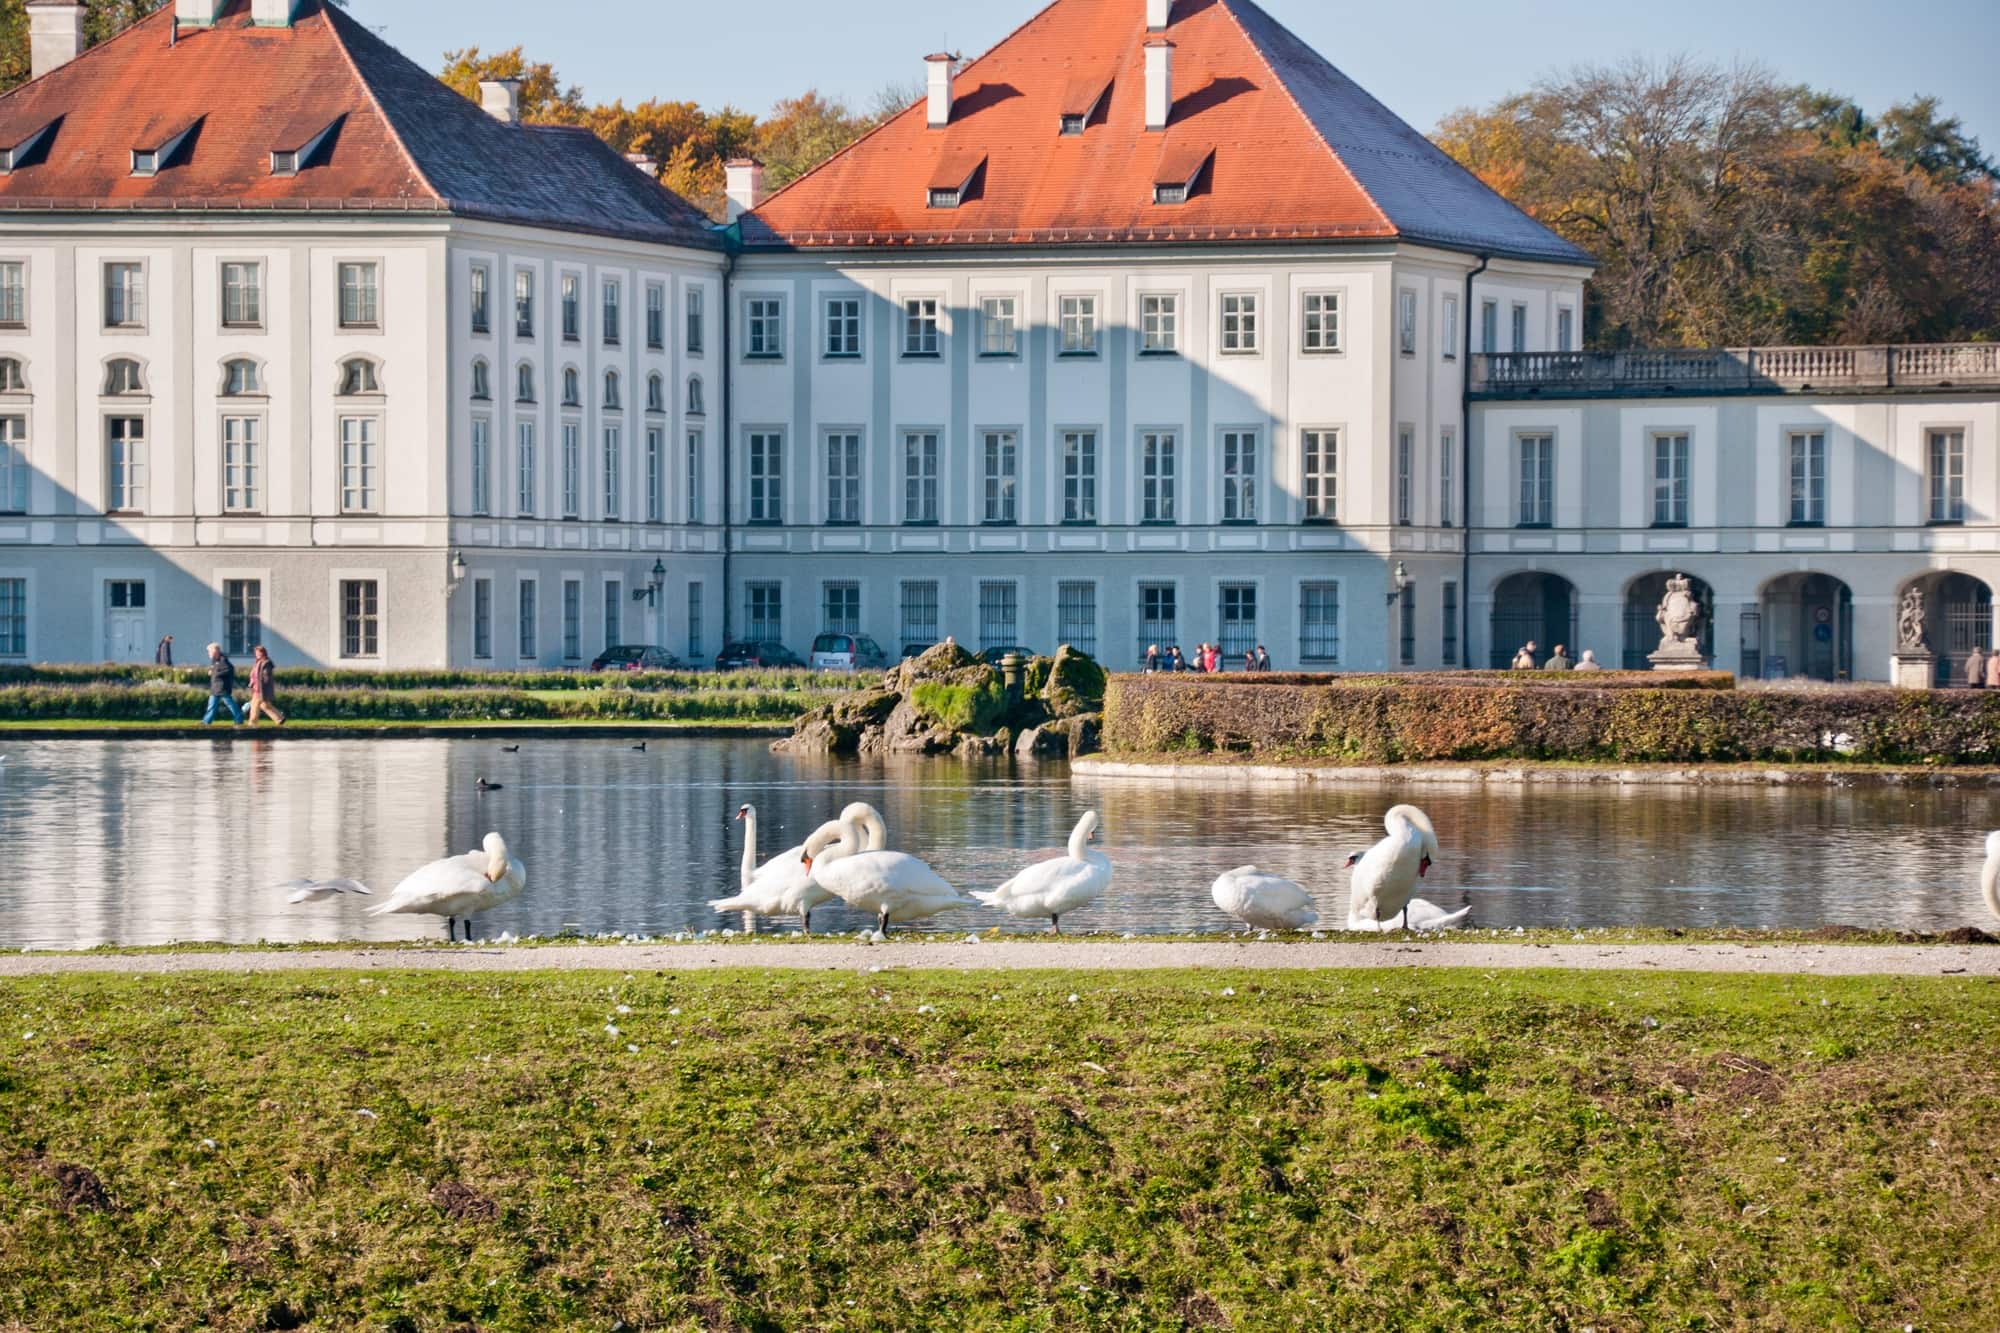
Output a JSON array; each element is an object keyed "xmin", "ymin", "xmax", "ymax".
[
  {"xmin": 516, "ymin": 362, "xmax": 536, "ymax": 403},
  {"xmin": 646, "ymin": 372, "xmax": 664, "ymax": 413},
  {"xmin": 103, "ymin": 358, "xmax": 145, "ymax": 395},
  {"xmin": 561, "ymin": 366, "xmax": 580, "ymax": 407},
  {"xmin": 470, "ymin": 358, "xmax": 491, "ymax": 401},
  {"xmin": 221, "ymin": 358, "xmax": 262, "ymax": 396},
  {"xmin": 0, "ymin": 357, "xmax": 25, "ymax": 394},
  {"xmin": 603, "ymin": 369, "xmax": 621, "ymax": 411},
  {"xmin": 686, "ymin": 375, "xmax": 704, "ymax": 416},
  {"xmin": 336, "ymin": 356, "xmax": 381, "ymax": 396}
]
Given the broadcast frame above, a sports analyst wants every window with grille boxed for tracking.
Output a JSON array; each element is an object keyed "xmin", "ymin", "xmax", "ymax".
[
  {"xmin": 1299, "ymin": 581, "xmax": 1339, "ymax": 663},
  {"xmin": 745, "ymin": 297, "xmax": 783, "ymax": 359},
  {"xmin": 222, "ymin": 262, "xmax": 261, "ymax": 328},
  {"xmin": 561, "ymin": 423, "xmax": 581, "ymax": 519},
  {"xmin": 1301, "ymin": 292, "xmax": 1339, "ymax": 353},
  {"xmin": 473, "ymin": 578, "xmax": 493, "ymax": 659},
  {"xmin": 645, "ymin": 428, "xmax": 664, "ymax": 523},
  {"xmin": 824, "ymin": 297, "xmax": 861, "ymax": 358},
  {"xmin": 1220, "ymin": 293, "xmax": 1258, "ymax": 353},
  {"xmin": 602, "ymin": 279, "xmax": 621, "ymax": 346},
  {"xmin": 980, "ymin": 297, "xmax": 1018, "ymax": 357},
  {"xmin": 1442, "ymin": 581, "xmax": 1459, "ymax": 666},
  {"xmin": 223, "ymin": 416, "xmax": 260, "ymax": 512},
  {"xmin": 224, "ymin": 579, "xmax": 261, "ymax": 655},
  {"xmin": 103, "ymin": 358, "xmax": 144, "ymax": 395},
  {"xmin": 339, "ymin": 416, "xmax": 377, "ymax": 512},
  {"xmin": 903, "ymin": 431, "xmax": 938, "ymax": 523},
  {"xmin": 1062, "ymin": 430, "xmax": 1096, "ymax": 523},
  {"xmin": 1138, "ymin": 583, "xmax": 1176, "ymax": 663},
  {"xmin": 518, "ymin": 579, "xmax": 538, "ymax": 660},
  {"xmin": 0, "ymin": 416, "xmax": 26, "ymax": 513},
  {"xmin": 747, "ymin": 583, "xmax": 783, "ymax": 641},
  {"xmin": 1441, "ymin": 295, "xmax": 1458, "ymax": 360},
  {"xmin": 1788, "ymin": 431, "xmax": 1825, "ymax": 525},
  {"xmin": 748, "ymin": 431, "xmax": 784, "ymax": 523},
  {"xmin": 1518, "ymin": 434, "xmax": 1553, "ymax": 526},
  {"xmin": 340, "ymin": 579, "xmax": 379, "ymax": 658},
  {"xmin": 0, "ymin": 358, "xmax": 23, "ymax": 394},
  {"xmin": 1928, "ymin": 429, "xmax": 1965, "ymax": 523},
  {"xmin": 1651, "ymin": 433, "xmax": 1688, "ymax": 527},
  {"xmin": 1400, "ymin": 584, "xmax": 1417, "ymax": 666},
  {"xmin": 336, "ymin": 358, "xmax": 380, "ymax": 397},
  {"xmin": 978, "ymin": 581, "xmax": 1018, "ymax": 650},
  {"xmin": 1218, "ymin": 584, "xmax": 1256, "ymax": 661},
  {"xmin": 825, "ymin": 432, "xmax": 861, "ymax": 524},
  {"xmin": 903, "ymin": 298, "xmax": 940, "ymax": 357},
  {"xmin": 1438, "ymin": 428, "xmax": 1456, "ymax": 527},
  {"xmin": 1222, "ymin": 430, "xmax": 1257, "ymax": 523},
  {"xmin": 1140, "ymin": 294, "xmax": 1177, "ymax": 354},
  {"xmin": 1302, "ymin": 429, "xmax": 1336, "ymax": 521},
  {"xmin": 516, "ymin": 422, "xmax": 536, "ymax": 516},
  {"xmin": 338, "ymin": 262, "xmax": 379, "ymax": 328},
  {"xmin": 469, "ymin": 417, "xmax": 491, "ymax": 516},
  {"xmin": 514, "ymin": 269, "xmax": 535, "ymax": 338},
  {"xmin": 562, "ymin": 580, "xmax": 581, "ymax": 659},
  {"xmin": 0, "ymin": 577, "xmax": 26, "ymax": 655},
  {"xmin": 1059, "ymin": 296, "xmax": 1098, "ymax": 355},
  {"xmin": 900, "ymin": 581, "xmax": 939, "ymax": 651},
  {"xmin": 983, "ymin": 431, "xmax": 1017, "ymax": 524},
  {"xmin": 1057, "ymin": 581, "xmax": 1096, "ymax": 656},
  {"xmin": 1141, "ymin": 431, "xmax": 1176, "ymax": 523},
  {"xmin": 686, "ymin": 582, "xmax": 703, "ymax": 659},
  {"xmin": 603, "ymin": 580, "xmax": 622, "ymax": 649},
  {"xmin": 106, "ymin": 417, "xmax": 146, "ymax": 512},
  {"xmin": 1396, "ymin": 428, "xmax": 1414, "ymax": 526},
  {"xmin": 602, "ymin": 426, "xmax": 621, "ymax": 520},
  {"xmin": 822, "ymin": 581, "xmax": 860, "ymax": 634}
]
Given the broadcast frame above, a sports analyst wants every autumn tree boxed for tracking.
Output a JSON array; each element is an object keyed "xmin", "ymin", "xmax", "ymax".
[{"xmin": 436, "ymin": 45, "xmax": 584, "ymax": 124}]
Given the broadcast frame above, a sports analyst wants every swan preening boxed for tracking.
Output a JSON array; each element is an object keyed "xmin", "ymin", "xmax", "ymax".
[
  {"xmin": 369, "ymin": 832, "xmax": 526, "ymax": 941},
  {"xmin": 975, "ymin": 811, "xmax": 1112, "ymax": 933},
  {"xmin": 707, "ymin": 802, "xmax": 886, "ymax": 934},
  {"xmin": 1982, "ymin": 831, "xmax": 2000, "ymax": 924},
  {"xmin": 1210, "ymin": 804, "xmax": 1469, "ymax": 934},
  {"xmin": 803, "ymin": 814, "xmax": 971, "ymax": 936},
  {"xmin": 1211, "ymin": 867, "xmax": 1320, "ymax": 932}
]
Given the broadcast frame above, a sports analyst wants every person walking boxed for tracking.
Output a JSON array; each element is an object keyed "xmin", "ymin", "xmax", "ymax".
[
  {"xmin": 1573, "ymin": 649, "xmax": 1604, "ymax": 672},
  {"xmin": 201, "ymin": 643, "xmax": 244, "ymax": 726},
  {"xmin": 1243, "ymin": 647, "xmax": 1257, "ymax": 672},
  {"xmin": 1143, "ymin": 644, "xmax": 1160, "ymax": 674},
  {"xmin": 1966, "ymin": 644, "xmax": 1988, "ymax": 689},
  {"xmin": 1169, "ymin": 645, "xmax": 1186, "ymax": 673},
  {"xmin": 1205, "ymin": 643, "xmax": 1220, "ymax": 673},
  {"xmin": 1546, "ymin": 644, "xmax": 1572, "ymax": 671},
  {"xmin": 1511, "ymin": 640, "xmax": 1539, "ymax": 670},
  {"xmin": 1985, "ymin": 646, "xmax": 2000, "ymax": 690},
  {"xmin": 154, "ymin": 633, "xmax": 174, "ymax": 666},
  {"xmin": 245, "ymin": 645, "xmax": 287, "ymax": 726},
  {"xmin": 1254, "ymin": 645, "xmax": 1271, "ymax": 672}
]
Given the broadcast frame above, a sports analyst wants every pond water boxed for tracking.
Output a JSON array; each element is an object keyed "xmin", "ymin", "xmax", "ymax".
[{"xmin": 0, "ymin": 738, "xmax": 1991, "ymax": 948}]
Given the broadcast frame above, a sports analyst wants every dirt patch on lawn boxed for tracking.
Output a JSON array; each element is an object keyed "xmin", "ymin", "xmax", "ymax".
[
  {"xmin": 428, "ymin": 1180, "xmax": 498, "ymax": 1223},
  {"xmin": 1713, "ymin": 1052, "xmax": 1785, "ymax": 1103},
  {"xmin": 49, "ymin": 1162, "xmax": 113, "ymax": 1214}
]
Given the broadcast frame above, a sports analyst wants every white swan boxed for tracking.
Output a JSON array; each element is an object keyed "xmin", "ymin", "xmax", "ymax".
[
  {"xmin": 368, "ymin": 832, "xmax": 526, "ymax": 941},
  {"xmin": 1342, "ymin": 895, "xmax": 1471, "ymax": 933},
  {"xmin": 273, "ymin": 877, "xmax": 372, "ymax": 906},
  {"xmin": 706, "ymin": 802, "xmax": 883, "ymax": 934},
  {"xmin": 803, "ymin": 815, "xmax": 969, "ymax": 935},
  {"xmin": 1347, "ymin": 804, "xmax": 1442, "ymax": 931},
  {"xmin": 1210, "ymin": 867, "xmax": 1320, "ymax": 932},
  {"xmin": 1982, "ymin": 830, "xmax": 2000, "ymax": 924},
  {"xmin": 974, "ymin": 810, "xmax": 1112, "ymax": 934}
]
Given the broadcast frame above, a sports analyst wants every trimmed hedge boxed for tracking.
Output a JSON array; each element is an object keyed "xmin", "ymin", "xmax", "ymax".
[
  {"xmin": 0, "ymin": 664, "xmax": 857, "ymax": 695},
  {"xmin": 1104, "ymin": 674, "xmax": 2000, "ymax": 765},
  {"xmin": 0, "ymin": 684, "xmax": 845, "ymax": 724},
  {"xmin": 1145, "ymin": 669, "xmax": 1737, "ymax": 691}
]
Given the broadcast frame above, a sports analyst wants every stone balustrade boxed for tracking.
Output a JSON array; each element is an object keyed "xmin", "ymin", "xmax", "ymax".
[{"xmin": 1472, "ymin": 343, "xmax": 2000, "ymax": 398}]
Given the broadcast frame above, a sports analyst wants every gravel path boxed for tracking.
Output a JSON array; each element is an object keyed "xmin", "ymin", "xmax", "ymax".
[{"xmin": 1, "ymin": 940, "xmax": 1993, "ymax": 978}]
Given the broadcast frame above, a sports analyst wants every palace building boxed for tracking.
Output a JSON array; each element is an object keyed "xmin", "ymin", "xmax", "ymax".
[{"xmin": 0, "ymin": 0, "xmax": 1995, "ymax": 680}]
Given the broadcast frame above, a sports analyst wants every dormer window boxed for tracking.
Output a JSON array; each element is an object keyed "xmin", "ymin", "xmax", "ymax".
[
  {"xmin": 1059, "ymin": 115, "xmax": 1087, "ymax": 137},
  {"xmin": 336, "ymin": 357, "xmax": 381, "ymax": 397},
  {"xmin": 928, "ymin": 188, "xmax": 963, "ymax": 209},
  {"xmin": 926, "ymin": 149, "xmax": 985, "ymax": 210},
  {"xmin": 1151, "ymin": 144, "xmax": 1213, "ymax": 206},
  {"xmin": 221, "ymin": 358, "xmax": 262, "ymax": 397},
  {"xmin": 131, "ymin": 118, "xmax": 201, "ymax": 178},
  {"xmin": 1153, "ymin": 183, "xmax": 1189, "ymax": 205},
  {"xmin": 0, "ymin": 119, "xmax": 58, "ymax": 175},
  {"xmin": 1058, "ymin": 75, "xmax": 1112, "ymax": 137},
  {"xmin": 270, "ymin": 115, "xmax": 343, "ymax": 177},
  {"xmin": 103, "ymin": 358, "xmax": 145, "ymax": 396}
]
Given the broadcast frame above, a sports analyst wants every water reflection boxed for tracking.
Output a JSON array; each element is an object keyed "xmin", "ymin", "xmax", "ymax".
[{"xmin": 0, "ymin": 738, "xmax": 1989, "ymax": 947}]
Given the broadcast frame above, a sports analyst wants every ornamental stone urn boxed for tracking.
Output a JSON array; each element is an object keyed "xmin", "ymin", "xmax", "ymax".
[
  {"xmin": 1647, "ymin": 572, "xmax": 1711, "ymax": 672},
  {"xmin": 1890, "ymin": 584, "xmax": 1936, "ymax": 689}
]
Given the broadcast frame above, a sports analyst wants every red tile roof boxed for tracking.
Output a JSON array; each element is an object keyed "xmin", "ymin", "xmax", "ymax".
[
  {"xmin": 743, "ymin": 0, "xmax": 1590, "ymax": 266},
  {"xmin": 0, "ymin": 1, "xmax": 721, "ymax": 250}
]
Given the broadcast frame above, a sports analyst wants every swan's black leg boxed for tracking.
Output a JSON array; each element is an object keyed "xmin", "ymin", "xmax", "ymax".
[
  {"xmin": 446, "ymin": 917, "xmax": 457, "ymax": 941},
  {"xmin": 1051, "ymin": 915, "xmax": 1062, "ymax": 936},
  {"xmin": 801, "ymin": 907, "xmax": 812, "ymax": 938},
  {"xmin": 877, "ymin": 909, "xmax": 889, "ymax": 937}
]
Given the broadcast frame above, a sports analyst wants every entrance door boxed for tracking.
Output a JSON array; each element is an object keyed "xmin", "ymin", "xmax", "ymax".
[{"xmin": 104, "ymin": 579, "xmax": 148, "ymax": 662}]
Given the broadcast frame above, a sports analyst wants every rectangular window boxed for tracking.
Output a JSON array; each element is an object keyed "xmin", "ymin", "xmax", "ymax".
[
  {"xmin": 1395, "ymin": 427, "xmax": 1414, "ymax": 526},
  {"xmin": 686, "ymin": 430, "xmax": 704, "ymax": 523},
  {"xmin": 746, "ymin": 582, "xmax": 782, "ymax": 641},
  {"xmin": 470, "ymin": 264, "xmax": 491, "ymax": 335},
  {"xmin": 1788, "ymin": 430, "xmax": 1826, "ymax": 525},
  {"xmin": 686, "ymin": 286, "xmax": 704, "ymax": 354},
  {"xmin": 748, "ymin": 430, "xmax": 784, "ymax": 523},
  {"xmin": 561, "ymin": 422, "xmax": 581, "ymax": 519},
  {"xmin": 686, "ymin": 582, "xmax": 703, "ymax": 660},
  {"xmin": 1928, "ymin": 429, "xmax": 1966, "ymax": 523},
  {"xmin": 978, "ymin": 581, "xmax": 1018, "ymax": 651},
  {"xmin": 1442, "ymin": 580, "xmax": 1459, "ymax": 667},
  {"xmin": 1141, "ymin": 431, "xmax": 1177, "ymax": 523},
  {"xmin": 1062, "ymin": 430, "xmax": 1097, "ymax": 523},
  {"xmin": 1222, "ymin": 430, "xmax": 1258, "ymax": 523},
  {"xmin": 602, "ymin": 278, "xmax": 621, "ymax": 346},
  {"xmin": 1651, "ymin": 433, "xmax": 1689, "ymax": 526},
  {"xmin": 645, "ymin": 427, "xmax": 664, "ymax": 523},
  {"xmin": 518, "ymin": 579, "xmax": 538, "ymax": 661},
  {"xmin": 1441, "ymin": 294, "xmax": 1458, "ymax": 360},
  {"xmin": 223, "ymin": 579, "xmax": 261, "ymax": 655},
  {"xmin": 0, "ymin": 261, "xmax": 24, "ymax": 327},
  {"xmin": 222, "ymin": 261, "xmax": 261, "ymax": 328},
  {"xmin": 745, "ymin": 296, "xmax": 783, "ymax": 359},
  {"xmin": 1510, "ymin": 302, "xmax": 1527, "ymax": 354},
  {"xmin": 514, "ymin": 268, "xmax": 534, "ymax": 338},
  {"xmin": 1301, "ymin": 292, "xmax": 1340, "ymax": 353},
  {"xmin": 1438, "ymin": 428, "xmax": 1456, "ymax": 527},
  {"xmin": 561, "ymin": 274, "xmax": 581, "ymax": 341},
  {"xmin": 645, "ymin": 282, "xmax": 665, "ymax": 350},
  {"xmin": 903, "ymin": 431, "xmax": 938, "ymax": 523},
  {"xmin": 980, "ymin": 296, "xmax": 1018, "ymax": 357},
  {"xmin": 0, "ymin": 577, "xmax": 24, "ymax": 656},
  {"xmin": 1556, "ymin": 307, "xmax": 1574, "ymax": 353},
  {"xmin": 473, "ymin": 578, "xmax": 493, "ymax": 660},
  {"xmin": 562, "ymin": 579, "xmax": 582, "ymax": 660},
  {"xmin": 1220, "ymin": 292, "xmax": 1258, "ymax": 353},
  {"xmin": 339, "ymin": 416, "xmax": 377, "ymax": 512},
  {"xmin": 1399, "ymin": 583, "xmax": 1417, "ymax": 666},
  {"xmin": 1480, "ymin": 299, "xmax": 1497, "ymax": 354},
  {"xmin": 825, "ymin": 431, "xmax": 861, "ymax": 524},
  {"xmin": 1398, "ymin": 289, "xmax": 1418, "ymax": 356},
  {"xmin": 1218, "ymin": 583, "xmax": 1257, "ymax": 661},
  {"xmin": 106, "ymin": 416, "xmax": 146, "ymax": 512},
  {"xmin": 900, "ymin": 580, "xmax": 939, "ymax": 651},
  {"xmin": 104, "ymin": 262, "xmax": 144, "ymax": 328},
  {"xmin": 603, "ymin": 580, "xmax": 622, "ymax": 650},
  {"xmin": 470, "ymin": 418, "xmax": 491, "ymax": 517},
  {"xmin": 0, "ymin": 415, "xmax": 26, "ymax": 512},
  {"xmin": 602, "ymin": 425, "xmax": 622, "ymax": 520},
  {"xmin": 982, "ymin": 430, "xmax": 1018, "ymax": 524},
  {"xmin": 340, "ymin": 579, "xmax": 379, "ymax": 659},
  {"xmin": 824, "ymin": 296, "xmax": 861, "ymax": 358},
  {"xmin": 822, "ymin": 580, "xmax": 860, "ymax": 635},
  {"xmin": 1518, "ymin": 434, "xmax": 1553, "ymax": 526},
  {"xmin": 1059, "ymin": 295, "xmax": 1098, "ymax": 356},
  {"xmin": 222, "ymin": 415, "xmax": 260, "ymax": 512},
  {"xmin": 1057, "ymin": 580, "xmax": 1097, "ymax": 656},
  {"xmin": 1140, "ymin": 294, "xmax": 1178, "ymax": 354},
  {"xmin": 903, "ymin": 298, "xmax": 940, "ymax": 357},
  {"xmin": 516, "ymin": 421, "xmax": 537, "ymax": 517},
  {"xmin": 1299, "ymin": 581, "xmax": 1340, "ymax": 662},
  {"xmin": 1301, "ymin": 428, "xmax": 1336, "ymax": 522},
  {"xmin": 338, "ymin": 262, "xmax": 379, "ymax": 329},
  {"xmin": 1139, "ymin": 583, "xmax": 1177, "ymax": 664}
]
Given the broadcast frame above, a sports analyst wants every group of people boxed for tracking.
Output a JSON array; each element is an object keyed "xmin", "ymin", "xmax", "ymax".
[
  {"xmin": 1142, "ymin": 643, "xmax": 1272, "ymax": 674},
  {"xmin": 158, "ymin": 634, "xmax": 287, "ymax": 726},
  {"xmin": 1508, "ymin": 640, "xmax": 1603, "ymax": 672},
  {"xmin": 1962, "ymin": 644, "xmax": 2000, "ymax": 689}
]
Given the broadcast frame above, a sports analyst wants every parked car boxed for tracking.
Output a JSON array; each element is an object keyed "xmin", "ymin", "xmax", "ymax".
[
  {"xmin": 590, "ymin": 644, "xmax": 682, "ymax": 672},
  {"xmin": 978, "ymin": 645, "xmax": 1040, "ymax": 667},
  {"xmin": 810, "ymin": 633, "xmax": 891, "ymax": 672},
  {"xmin": 714, "ymin": 641, "xmax": 805, "ymax": 670}
]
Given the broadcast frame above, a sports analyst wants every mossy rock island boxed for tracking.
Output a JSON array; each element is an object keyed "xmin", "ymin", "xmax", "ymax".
[{"xmin": 775, "ymin": 642, "xmax": 1105, "ymax": 759}]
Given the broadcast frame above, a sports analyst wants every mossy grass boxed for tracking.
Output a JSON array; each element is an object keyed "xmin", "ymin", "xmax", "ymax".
[{"xmin": 1, "ymin": 967, "xmax": 1994, "ymax": 1329}]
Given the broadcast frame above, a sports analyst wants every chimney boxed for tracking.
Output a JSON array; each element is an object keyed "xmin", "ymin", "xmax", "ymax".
[
  {"xmin": 26, "ymin": 1, "xmax": 84, "ymax": 80},
  {"xmin": 924, "ymin": 52, "xmax": 956, "ymax": 129},
  {"xmin": 172, "ymin": 0, "xmax": 225, "ymax": 27},
  {"xmin": 249, "ymin": 0, "xmax": 306, "ymax": 26},
  {"xmin": 724, "ymin": 159, "xmax": 766, "ymax": 221},
  {"xmin": 625, "ymin": 152, "xmax": 658, "ymax": 177},
  {"xmin": 1144, "ymin": 39, "xmax": 1174, "ymax": 131},
  {"xmin": 1146, "ymin": 0, "xmax": 1174, "ymax": 30},
  {"xmin": 478, "ymin": 78, "xmax": 523, "ymax": 125}
]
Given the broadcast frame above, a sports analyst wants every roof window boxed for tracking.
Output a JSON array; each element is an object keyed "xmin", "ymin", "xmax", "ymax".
[
  {"xmin": 0, "ymin": 119, "xmax": 59, "ymax": 175},
  {"xmin": 1151, "ymin": 144, "xmax": 1213, "ymax": 206},
  {"xmin": 926, "ymin": 149, "xmax": 986, "ymax": 210},
  {"xmin": 131, "ymin": 117, "xmax": 202, "ymax": 178},
  {"xmin": 1058, "ymin": 75, "xmax": 1112, "ymax": 137},
  {"xmin": 271, "ymin": 115, "xmax": 345, "ymax": 177}
]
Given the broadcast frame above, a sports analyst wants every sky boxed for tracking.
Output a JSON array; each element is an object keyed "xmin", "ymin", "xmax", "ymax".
[{"xmin": 343, "ymin": 0, "xmax": 2000, "ymax": 146}]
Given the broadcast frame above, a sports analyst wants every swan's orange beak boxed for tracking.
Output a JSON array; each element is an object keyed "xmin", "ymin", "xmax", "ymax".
[
  {"xmin": 1419, "ymin": 856, "xmax": 1432, "ymax": 879},
  {"xmin": 801, "ymin": 856, "xmax": 813, "ymax": 874}
]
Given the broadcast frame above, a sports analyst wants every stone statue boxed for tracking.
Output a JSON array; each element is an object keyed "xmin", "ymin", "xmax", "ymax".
[
  {"xmin": 1654, "ymin": 573, "xmax": 1704, "ymax": 652},
  {"xmin": 1897, "ymin": 585, "xmax": 1930, "ymax": 653}
]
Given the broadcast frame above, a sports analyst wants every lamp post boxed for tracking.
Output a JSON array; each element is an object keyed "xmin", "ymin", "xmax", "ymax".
[
  {"xmin": 448, "ymin": 549, "xmax": 468, "ymax": 590},
  {"xmin": 633, "ymin": 558, "xmax": 667, "ymax": 608},
  {"xmin": 1385, "ymin": 561, "xmax": 1409, "ymax": 606}
]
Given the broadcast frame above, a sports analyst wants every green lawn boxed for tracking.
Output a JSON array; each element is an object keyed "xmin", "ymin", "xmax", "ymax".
[{"xmin": 3, "ymin": 968, "xmax": 1995, "ymax": 1331}]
